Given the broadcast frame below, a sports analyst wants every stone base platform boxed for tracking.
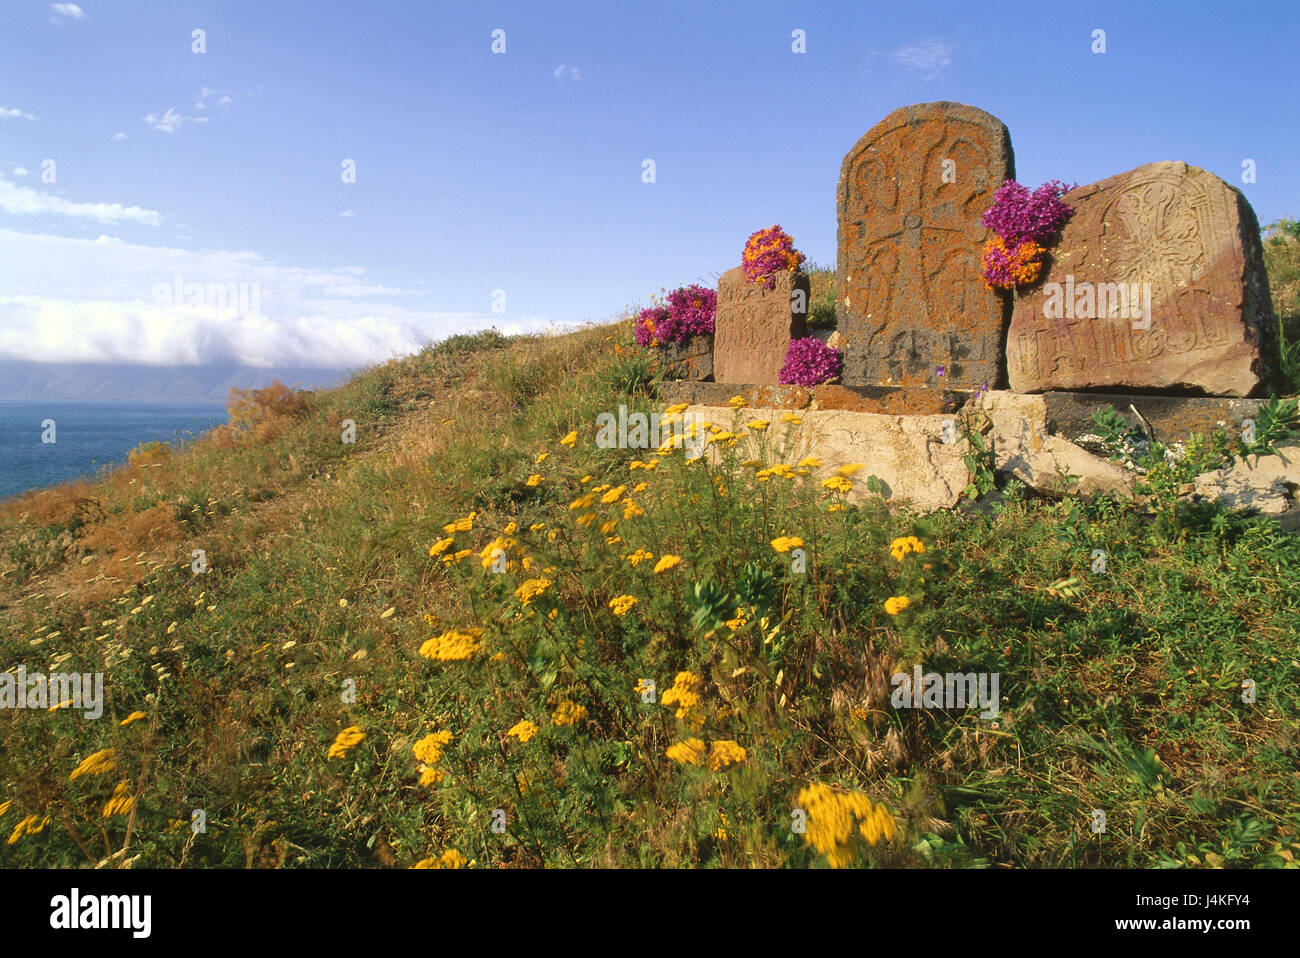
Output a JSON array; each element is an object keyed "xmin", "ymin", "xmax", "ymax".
[{"xmin": 660, "ymin": 381, "xmax": 1266, "ymax": 444}]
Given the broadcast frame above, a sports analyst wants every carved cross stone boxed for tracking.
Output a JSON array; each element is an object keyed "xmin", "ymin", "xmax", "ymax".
[{"xmin": 836, "ymin": 102, "xmax": 1014, "ymax": 388}]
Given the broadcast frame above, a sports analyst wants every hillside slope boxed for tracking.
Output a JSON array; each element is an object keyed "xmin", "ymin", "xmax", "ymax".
[{"xmin": 1, "ymin": 322, "xmax": 1298, "ymax": 869}]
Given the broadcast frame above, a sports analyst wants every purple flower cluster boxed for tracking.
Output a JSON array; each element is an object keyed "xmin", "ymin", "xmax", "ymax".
[
  {"xmin": 980, "ymin": 179, "xmax": 1076, "ymax": 246},
  {"xmin": 779, "ymin": 336, "xmax": 842, "ymax": 387},
  {"xmin": 634, "ymin": 284, "xmax": 716, "ymax": 347}
]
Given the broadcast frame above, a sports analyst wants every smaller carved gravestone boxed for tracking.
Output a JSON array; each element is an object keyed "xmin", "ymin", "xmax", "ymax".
[
  {"xmin": 712, "ymin": 267, "xmax": 809, "ymax": 384},
  {"xmin": 1006, "ymin": 162, "xmax": 1275, "ymax": 396},
  {"xmin": 837, "ymin": 101, "xmax": 1014, "ymax": 388}
]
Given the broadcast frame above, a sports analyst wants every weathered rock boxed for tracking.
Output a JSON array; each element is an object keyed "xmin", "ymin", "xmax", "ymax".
[
  {"xmin": 1189, "ymin": 445, "xmax": 1300, "ymax": 527},
  {"xmin": 837, "ymin": 101, "xmax": 1014, "ymax": 388},
  {"xmin": 658, "ymin": 380, "xmax": 966, "ymax": 415},
  {"xmin": 680, "ymin": 403, "xmax": 972, "ymax": 512},
  {"xmin": 712, "ymin": 266, "xmax": 808, "ymax": 384},
  {"xmin": 1007, "ymin": 161, "xmax": 1275, "ymax": 396},
  {"xmin": 980, "ymin": 391, "xmax": 1135, "ymax": 499},
  {"xmin": 649, "ymin": 335, "xmax": 713, "ymax": 381}
]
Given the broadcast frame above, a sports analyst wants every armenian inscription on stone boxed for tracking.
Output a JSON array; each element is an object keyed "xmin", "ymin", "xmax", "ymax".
[
  {"xmin": 1006, "ymin": 161, "xmax": 1274, "ymax": 396},
  {"xmin": 836, "ymin": 101, "xmax": 1014, "ymax": 388}
]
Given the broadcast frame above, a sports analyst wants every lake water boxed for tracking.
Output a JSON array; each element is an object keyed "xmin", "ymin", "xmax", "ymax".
[{"xmin": 0, "ymin": 399, "xmax": 228, "ymax": 501}]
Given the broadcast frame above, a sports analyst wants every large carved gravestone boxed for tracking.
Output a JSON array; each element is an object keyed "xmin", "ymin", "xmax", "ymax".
[
  {"xmin": 712, "ymin": 266, "xmax": 809, "ymax": 384},
  {"xmin": 837, "ymin": 101, "xmax": 1014, "ymax": 388},
  {"xmin": 1006, "ymin": 161, "xmax": 1275, "ymax": 396}
]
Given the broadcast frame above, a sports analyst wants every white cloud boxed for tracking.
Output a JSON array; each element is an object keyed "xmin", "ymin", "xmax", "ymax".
[
  {"xmin": 0, "ymin": 107, "xmax": 39, "ymax": 121},
  {"xmin": 0, "ymin": 178, "xmax": 160, "ymax": 225},
  {"xmin": 0, "ymin": 230, "xmax": 554, "ymax": 367},
  {"xmin": 143, "ymin": 107, "xmax": 210, "ymax": 133},
  {"xmin": 49, "ymin": 3, "xmax": 87, "ymax": 22},
  {"xmin": 11, "ymin": 166, "xmax": 30, "ymax": 177},
  {"xmin": 890, "ymin": 39, "xmax": 954, "ymax": 79},
  {"xmin": 195, "ymin": 86, "xmax": 236, "ymax": 113},
  {"xmin": 552, "ymin": 64, "xmax": 583, "ymax": 82},
  {"xmin": 112, "ymin": 132, "xmax": 127, "ymax": 141},
  {"xmin": 339, "ymin": 209, "xmax": 354, "ymax": 217}
]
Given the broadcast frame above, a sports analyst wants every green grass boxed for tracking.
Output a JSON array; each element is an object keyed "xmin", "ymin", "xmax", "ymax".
[{"xmin": 1, "ymin": 294, "xmax": 1298, "ymax": 870}]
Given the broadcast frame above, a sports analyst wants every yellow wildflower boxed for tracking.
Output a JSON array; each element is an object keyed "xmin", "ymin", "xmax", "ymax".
[
  {"xmin": 746, "ymin": 420, "xmax": 770, "ymax": 432},
  {"xmin": 821, "ymin": 476, "xmax": 853, "ymax": 493},
  {"xmin": 418, "ymin": 628, "xmax": 483, "ymax": 661},
  {"xmin": 608, "ymin": 594, "xmax": 637, "ymax": 616},
  {"xmin": 836, "ymin": 463, "xmax": 865, "ymax": 476},
  {"xmin": 797, "ymin": 456, "xmax": 821, "ymax": 467},
  {"xmin": 535, "ymin": 452, "xmax": 549, "ymax": 464},
  {"xmin": 796, "ymin": 783, "xmax": 897, "ymax": 868},
  {"xmin": 708, "ymin": 740, "xmax": 747, "ymax": 770},
  {"xmin": 69, "ymin": 748, "xmax": 116, "ymax": 781},
  {"xmin": 665, "ymin": 402, "xmax": 690, "ymax": 414},
  {"xmin": 780, "ymin": 412, "xmax": 803, "ymax": 424},
  {"xmin": 600, "ymin": 485, "xmax": 627, "ymax": 504},
  {"xmin": 653, "ymin": 554, "xmax": 682, "ymax": 574},
  {"xmin": 727, "ymin": 395, "xmax": 747, "ymax": 408},
  {"xmin": 569, "ymin": 492, "xmax": 595, "ymax": 510},
  {"xmin": 6, "ymin": 813, "xmax": 51, "ymax": 845},
  {"xmin": 770, "ymin": 536, "xmax": 804, "ymax": 553},
  {"xmin": 883, "ymin": 595, "xmax": 910, "ymax": 615},
  {"xmin": 633, "ymin": 482, "xmax": 648, "ymax": 492},
  {"xmin": 889, "ymin": 536, "xmax": 926, "ymax": 561},
  {"xmin": 328, "ymin": 726, "xmax": 366, "ymax": 759},
  {"xmin": 412, "ymin": 730, "xmax": 453, "ymax": 765},
  {"xmin": 625, "ymin": 548, "xmax": 654, "ymax": 566},
  {"xmin": 623, "ymin": 499, "xmax": 645, "ymax": 519},
  {"xmin": 666, "ymin": 738, "xmax": 707, "ymax": 766},
  {"xmin": 559, "ymin": 431, "xmax": 578, "ymax": 447},
  {"xmin": 661, "ymin": 671, "xmax": 702, "ymax": 719},
  {"xmin": 551, "ymin": 700, "xmax": 588, "ymax": 727},
  {"xmin": 525, "ymin": 474, "xmax": 545, "ymax": 487},
  {"xmin": 514, "ymin": 578, "xmax": 553, "ymax": 606},
  {"xmin": 428, "ymin": 537, "xmax": 455, "ymax": 556},
  {"xmin": 119, "ymin": 711, "xmax": 147, "ymax": 727},
  {"xmin": 442, "ymin": 511, "xmax": 476, "ymax": 534},
  {"xmin": 507, "ymin": 720, "xmax": 539, "ymax": 743},
  {"xmin": 102, "ymin": 782, "xmax": 135, "ymax": 818}
]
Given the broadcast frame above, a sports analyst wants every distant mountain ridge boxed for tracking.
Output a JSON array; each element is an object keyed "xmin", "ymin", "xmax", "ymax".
[{"xmin": 0, "ymin": 362, "xmax": 354, "ymax": 402}]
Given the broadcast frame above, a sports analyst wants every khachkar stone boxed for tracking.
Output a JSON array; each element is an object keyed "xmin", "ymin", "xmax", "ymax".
[
  {"xmin": 712, "ymin": 266, "xmax": 809, "ymax": 384},
  {"xmin": 1007, "ymin": 161, "xmax": 1275, "ymax": 396},
  {"xmin": 837, "ymin": 101, "xmax": 1014, "ymax": 388}
]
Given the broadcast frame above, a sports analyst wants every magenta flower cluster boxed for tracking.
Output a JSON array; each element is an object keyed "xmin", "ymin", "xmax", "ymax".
[
  {"xmin": 980, "ymin": 179, "xmax": 1076, "ymax": 246},
  {"xmin": 634, "ymin": 284, "xmax": 717, "ymax": 347},
  {"xmin": 779, "ymin": 336, "xmax": 842, "ymax": 387}
]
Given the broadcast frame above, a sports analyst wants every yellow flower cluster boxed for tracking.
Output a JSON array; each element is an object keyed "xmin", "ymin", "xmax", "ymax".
[
  {"xmin": 525, "ymin": 473, "xmax": 544, "ymax": 487},
  {"xmin": 821, "ymin": 475, "xmax": 853, "ymax": 493},
  {"xmin": 69, "ymin": 748, "xmax": 116, "ymax": 781},
  {"xmin": 622, "ymin": 500, "xmax": 645, "ymax": 519},
  {"xmin": 725, "ymin": 607, "xmax": 748, "ymax": 631},
  {"xmin": 6, "ymin": 813, "xmax": 50, "ymax": 845},
  {"xmin": 884, "ymin": 595, "xmax": 911, "ymax": 615},
  {"xmin": 412, "ymin": 848, "xmax": 467, "ymax": 868},
  {"xmin": 666, "ymin": 738, "xmax": 707, "ymax": 765},
  {"xmin": 559, "ymin": 430, "xmax": 578, "ymax": 447},
  {"xmin": 661, "ymin": 671, "xmax": 703, "ymax": 721},
  {"xmin": 551, "ymin": 700, "xmax": 588, "ymax": 727},
  {"xmin": 708, "ymin": 740, "xmax": 747, "ymax": 770},
  {"xmin": 418, "ymin": 627, "xmax": 483, "ymax": 661},
  {"xmin": 119, "ymin": 711, "xmax": 147, "ymax": 727},
  {"xmin": 328, "ymin": 726, "xmax": 366, "ymax": 759},
  {"xmin": 628, "ymin": 459, "xmax": 658, "ymax": 471},
  {"xmin": 514, "ymin": 578, "xmax": 552, "ymax": 606},
  {"xmin": 480, "ymin": 535, "xmax": 527, "ymax": 572},
  {"xmin": 665, "ymin": 738, "xmax": 746, "ymax": 770},
  {"xmin": 625, "ymin": 548, "xmax": 654, "ymax": 566},
  {"xmin": 796, "ymin": 783, "xmax": 898, "ymax": 868},
  {"xmin": 756, "ymin": 463, "xmax": 797, "ymax": 481},
  {"xmin": 442, "ymin": 511, "xmax": 476, "ymax": 534},
  {"xmin": 608, "ymin": 595, "xmax": 637, "ymax": 616},
  {"xmin": 652, "ymin": 554, "xmax": 682, "ymax": 574},
  {"xmin": 727, "ymin": 395, "xmax": 747, "ymax": 408},
  {"xmin": 413, "ymin": 730, "xmax": 453, "ymax": 785},
  {"xmin": 770, "ymin": 536, "xmax": 804, "ymax": 553},
  {"xmin": 507, "ymin": 720, "xmax": 538, "ymax": 743},
  {"xmin": 746, "ymin": 420, "xmax": 770, "ymax": 432},
  {"xmin": 889, "ymin": 536, "xmax": 926, "ymax": 561},
  {"xmin": 102, "ymin": 782, "xmax": 135, "ymax": 818}
]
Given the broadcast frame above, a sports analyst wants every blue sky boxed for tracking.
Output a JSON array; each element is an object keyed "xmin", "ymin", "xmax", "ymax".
[{"xmin": 1, "ymin": 0, "xmax": 1296, "ymax": 370}]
